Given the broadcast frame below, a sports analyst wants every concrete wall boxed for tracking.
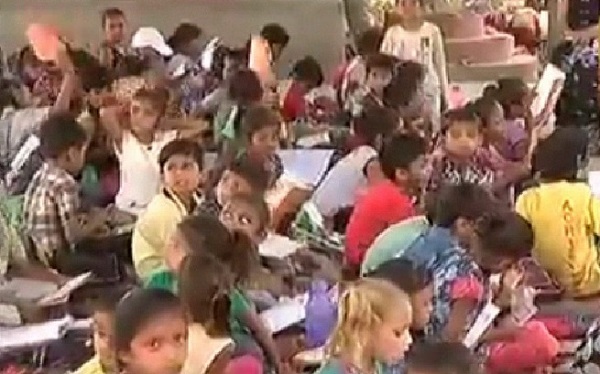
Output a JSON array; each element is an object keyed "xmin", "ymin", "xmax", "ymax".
[{"xmin": 0, "ymin": 0, "xmax": 346, "ymax": 74}]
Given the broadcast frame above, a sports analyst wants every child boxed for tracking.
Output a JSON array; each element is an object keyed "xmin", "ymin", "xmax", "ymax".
[
  {"xmin": 23, "ymin": 113, "xmax": 108, "ymax": 270},
  {"xmin": 345, "ymin": 133, "xmax": 426, "ymax": 270},
  {"xmin": 147, "ymin": 213, "xmax": 256, "ymax": 293},
  {"xmin": 98, "ymin": 7, "xmax": 128, "ymax": 70},
  {"xmin": 315, "ymin": 278, "xmax": 413, "ymax": 374},
  {"xmin": 424, "ymin": 211, "xmax": 559, "ymax": 373},
  {"xmin": 179, "ymin": 254, "xmax": 262, "ymax": 374},
  {"xmin": 99, "ymin": 87, "xmax": 175, "ymax": 215},
  {"xmin": 402, "ymin": 183, "xmax": 496, "ymax": 267},
  {"xmin": 199, "ymin": 157, "xmax": 271, "ymax": 217},
  {"xmin": 337, "ymin": 27, "xmax": 383, "ymax": 103},
  {"xmin": 238, "ymin": 103, "xmax": 283, "ymax": 187},
  {"xmin": 75, "ymin": 287, "xmax": 130, "ymax": 374},
  {"xmin": 114, "ymin": 288, "xmax": 188, "ymax": 374},
  {"xmin": 517, "ymin": 129, "xmax": 600, "ymax": 297},
  {"xmin": 313, "ymin": 105, "xmax": 397, "ymax": 224},
  {"xmin": 280, "ymin": 56, "xmax": 324, "ymax": 123},
  {"xmin": 132, "ymin": 139, "xmax": 204, "ymax": 281},
  {"xmin": 345, "ymin": 53, "xmax": 395, "ymax": 118},
  {"xmin": 220, "ymin": 193, "xmax": 270, "ymax": 246},
  {"xmin": 405, "ymin": 342, "xmax": 481, "ymax": 374},
  {"xmin": 366, "ymin": 258, "xmax": 434, "ymax": 336},
  {"xmin": 425, "ymin": 106, "xmax": 495, "ymax": 194}
]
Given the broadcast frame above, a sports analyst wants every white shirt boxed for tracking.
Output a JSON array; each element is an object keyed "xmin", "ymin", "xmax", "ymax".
[
  {"xmin": 115, "ymin": 130, "xmax": 177, "ymax": 215},
  {"xmin": 312, "ymin": 145, "xmax": 378, "ymax": 217}
]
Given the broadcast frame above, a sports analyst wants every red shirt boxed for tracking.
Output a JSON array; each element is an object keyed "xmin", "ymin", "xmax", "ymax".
[
  {"xmin": 281, "ymin": 81, "xmax": 306, "ymax": 123},
  {"xmin": 344, "ymin": 179, "xmax": 416, "ymax": 267}
]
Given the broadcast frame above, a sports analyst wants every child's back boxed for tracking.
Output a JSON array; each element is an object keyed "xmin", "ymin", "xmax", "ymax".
[{"xmin": 516, "ymin": 180, "xmax": 600, "ymax": 296}]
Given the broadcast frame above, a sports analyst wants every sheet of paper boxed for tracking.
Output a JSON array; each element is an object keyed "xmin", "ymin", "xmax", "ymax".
[
  {"xmin": 260, "ymin": 300, "xmax": 306, "ymax": 334},
  {"xmin": 0, "ymin": 316, "xmax": 71, "ymax": 351},
  {"xmin": 37, "ymin": 272, "xmax": 92, "ymax": 306},
  {"xmin": 200, "ymin": 37, "xmax": 220, "ymax": 71},
  {"xmin": 277, "ymin": 149, "xmax": 334, "ymax": 187},
  {"xmin": 463, "ymin": 302, "xmax": 501, "ymax": 348},
  {"xmin": 0, "ymin": 278, "xmax": 58, "ymax": 302},
  {"xmin": 531, "ymin": 63, "xmax": 566, "ymax": 118},
  {"xmin": 589, "ymin": 171, "xmax": 600, "ymax": 198},
  {"xmin": 259, "ymin": 234, "xmax": 303, "ymax": 259}
]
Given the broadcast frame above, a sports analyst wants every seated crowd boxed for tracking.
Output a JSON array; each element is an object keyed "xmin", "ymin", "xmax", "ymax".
[{"xmin": 0, "ymin": 3, "xmax": 598, "ymax": 374}]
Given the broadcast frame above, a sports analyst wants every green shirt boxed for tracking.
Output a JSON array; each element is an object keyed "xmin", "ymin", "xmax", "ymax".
[
  {"xmin": 229, "ymin": 288, "xmax": 255, "ymax": 344},
  {"xmin": 145, "ymin": 269, "xmax": 178, "ymax": 294},
  {"xmin": 360, "ymin": 215, "xmax": 430, "ymax": 276}
]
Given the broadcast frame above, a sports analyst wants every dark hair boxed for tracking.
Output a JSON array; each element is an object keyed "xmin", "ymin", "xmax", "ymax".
[
  {"xmin": 114, "ymin": 288, "xmax": 184, "ymax": 354},
  {"xmin": 167, "ymin": 23, "xmax": 202, "ymax": 51},
  {"xmin": 353, "ymin": 105, "xmax": 397, "ymax": 146},
  {"xmin": 384, "ymin": 60, "xmax": 424, "ymax": 108},
  {"xmin": 179, "ymin": 254, "xmax": 232, "ymax": 336},
  {"xmin": 158, "ymin": 139, "xmax": 204, "ymax": 172},
  {"xmin": 475, "ymin": 211, "xmax": 533, "ymax": 260},
  {"xmin": 406, "ymin": 342, "xmax": 481, "ymax": 374},
  {"xmin": 379, "ymin": 133, "xmax": 426, "ymax": 180},
  {"xmin": 101, "ymin": 7, "xmax": 125, "ymax": 26},
  {"xmin": 366, "ymin": 258, "xmax": 432, "ymax": 295},
  {"xmin": 260, "ymin": 23, "xmax": 290, "ymax": 49},
  {"xmin": 227, "ymin": 193, "xmax": 271, "ymax": 231},
  {"xmin": 496, "ymin": 77, "xmax": 528, "ymax": 114},
  {"xmin": 481, "ymin": 84, "xmax": 499, "ymax": 99},
  {"xmin": 291, "ymin": 56, "xmax": 323, "ymax": 87},
  {"xmin": 68, "ymin": 48, "xmax": 111, "ymax": 92},
  {"xmin": 534, "ymin": 129, "xmax": 581, "ymax": 181},
  {"xmin": 225, "ymin": 157, "xmax": 271, "ymax": 194},
  {"xmin": 365, "ymin": 53, "xmax": 395, "ymax": 75},
  {"xmin": 356, "ymin": 28, "xmax": 384, "ymax": 56},
  {"xmin": 114, "ymin": 55, "xmax": 149, "ymax": 78},
  {"xmin": 434, "ymin": 183, "xmax": 497, "ymax": 228},
  {"xmin": 242, "ymin": 104, "xmax": 280, "ymax": 140},
  {"xmin": 89, "ymin": 285, "xmax": 131, "ymax": 314},
  {"xmin": 443, "ymin": 105, "xmax": 480, "ymax": 133},
  {"xmin": 228, "ymin": 69, "xmax": 263, "ymax": 105},
  {"xmin": 132, "ymin": 87, "xmax": 169, "ymax": 116},
  {"xmin": 473, "ymin": 96, "xmax": 501, "ymax": 129},
  {"xmin": 177, "ymin": 214, "xmax": 259, "ymax": 282},
  {"xmin": 39, "ymin": 113, "xmax": 88, "ymax": 159}
]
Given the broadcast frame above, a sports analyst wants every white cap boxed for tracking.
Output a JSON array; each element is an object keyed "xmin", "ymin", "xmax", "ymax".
[{"xmin": 131, "ymin": 27, "xmax": 173, "ymax": 57}]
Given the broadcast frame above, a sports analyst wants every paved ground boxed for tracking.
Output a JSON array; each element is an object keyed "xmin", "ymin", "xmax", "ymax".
[{"xmin": 0, "ymin": 0, "xmax": 347, "ymax": 75}]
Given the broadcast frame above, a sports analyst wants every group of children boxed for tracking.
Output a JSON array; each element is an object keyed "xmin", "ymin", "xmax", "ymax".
[{"xmin": 0, "ymin": 2, "xmax": 598, "ymax": 374}]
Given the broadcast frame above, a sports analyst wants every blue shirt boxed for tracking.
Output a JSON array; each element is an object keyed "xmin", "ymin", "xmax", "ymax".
[{"xmin": 402, "ymin": 226, "xmax": 456, "ymax": 268}]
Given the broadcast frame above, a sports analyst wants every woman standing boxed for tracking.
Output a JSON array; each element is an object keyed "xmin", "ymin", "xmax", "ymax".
[{"xmin": 380, "ymin": 0, "xmax": 449, "ymax": 132}]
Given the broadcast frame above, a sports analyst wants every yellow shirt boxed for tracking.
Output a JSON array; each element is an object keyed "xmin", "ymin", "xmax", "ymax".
[
  {"xmin": 516, "ymin": 181, "xmax": 600, "ymax": 297},
  {"xmin": 74, "ymin": 356, "xmax": 106, "ymax": 374},
  {"xmin": 132, "ymin": 190, "xmax": 195, "ymax": 282}
]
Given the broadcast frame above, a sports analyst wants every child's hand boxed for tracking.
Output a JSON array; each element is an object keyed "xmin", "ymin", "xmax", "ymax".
[{"xmin": 503, "ymin": 266, "xmax": 524, "ymax": 291}]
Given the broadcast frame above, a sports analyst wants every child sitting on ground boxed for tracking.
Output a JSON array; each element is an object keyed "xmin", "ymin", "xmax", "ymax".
[
  {"xmin": 345, "ymin": 133, "xmax": 426, "ymax": 271},
  {"xmin": 199, "ymin": 157, "xmax": 270, "ymax": 217},
  {"xmin": 23, "ymin": 113, "xmax": 108, "ymax": 272},
  {"xmin": 424, "ymin": 210, "xmax": 559, "ymax": 373},
  {"xmin": 131, "ymin": 139, "xmax": 204, "ymax": 282},
  {"xmin": 315, "ymin": 278, "xmax": 413, "ymax": 374},
  {"xmin": 426, "ymin": 105, "xmax": 495, "ymax": 195},
  {"xmin": 517, "ymin": 129, "xmax": 600, "ymax": 297},
  {"xmin": 74, "ymin": 287, "xmax": 130, "ymax": 374},
  {"xmin": 113, "ymin": 288, "xmax": 188, "ymax": 374},
  {"xmin": 345, "ymin": 53, "xmax": 396, "ymax": 118},
  {"xmin": 312, "ymin": 104, "xmax": 396, "ymax": 227},
  {"xmin": 179, "ymin": 254, "xmax": 262, "ymax": 374}
]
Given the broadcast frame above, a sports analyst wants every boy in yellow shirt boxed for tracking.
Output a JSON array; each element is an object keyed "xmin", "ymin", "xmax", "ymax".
[{"xmin": 516, "ymin": 129, "xmax": 600, "ymax": 297}]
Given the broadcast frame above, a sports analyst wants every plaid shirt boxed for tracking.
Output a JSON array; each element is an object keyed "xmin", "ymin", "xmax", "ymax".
[{"xmin": 23, "ymin": 162, "xmax": 80, "ymax": 266}]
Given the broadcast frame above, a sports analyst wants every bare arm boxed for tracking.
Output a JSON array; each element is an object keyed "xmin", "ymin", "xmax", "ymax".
[{"xmin": 49, "ymin": 49, "xmax": 77, "ymax": 115}]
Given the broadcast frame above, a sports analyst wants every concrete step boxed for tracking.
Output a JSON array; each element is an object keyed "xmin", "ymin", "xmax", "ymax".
[{"xmin": 448, "ymin": 53, "xmax": 538, "ymax": 82}]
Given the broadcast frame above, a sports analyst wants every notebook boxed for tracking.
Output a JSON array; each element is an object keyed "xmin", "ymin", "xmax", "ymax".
[
  {"xmin": 260, "ymin": 298, "xmax": 306, "ymax": 334},
  {"xmin": 0, "ymin": 316, "xmax": 72, "ymax": 351},
  {"xmin": 37, "ymin": 272, "xmax": 93, "ymax": 306}
]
